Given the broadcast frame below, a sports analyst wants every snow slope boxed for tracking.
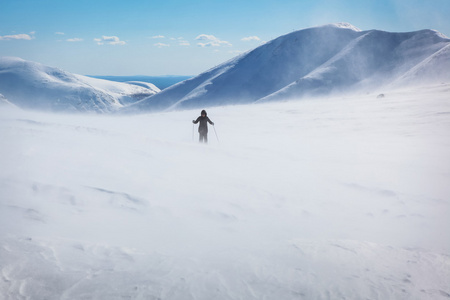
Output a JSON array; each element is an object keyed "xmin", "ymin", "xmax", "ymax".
[
  {"xmin": 0, "ymin": 57, "xmax": 159, "ymax": 113},
  {"xmin": 88, "ymin": 75, "xmax": 193, "ymax": 90},
  {"xmin": 1, "ymin": 83, "xmax": 449, "ymax": 299},
  {"xmin": 125, "ymin": 81, "xmax": 161, "ymax": 94},
  {"xmin": 0, "ymin": 93, "xmax": 15, "ymax": 108},
  {"xmin": 130, "ymin": 23, "xmax": 450, "ymax": 112},
  {"xmin": 391, "ymin": 44, "xmax": 450, "ymax": 86}
]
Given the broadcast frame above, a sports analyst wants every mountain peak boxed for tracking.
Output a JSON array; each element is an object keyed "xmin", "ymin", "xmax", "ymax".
[
  {"xmin": 131, "ymin": 24, "xmax": 449, "ymax": 112},
  {"xmin": 319, "ymin": 22, "xmax": 362, "ymax": 32},
  {"xmin": 0, "ymin": 56, "xmax": 25, "ymax": 63},
  {"xmin": 429, "ymin": 29, "xmax": 449, "ymax": 39}
]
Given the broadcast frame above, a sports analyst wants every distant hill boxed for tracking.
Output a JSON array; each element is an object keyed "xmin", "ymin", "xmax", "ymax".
[
  {"xmin": 130, "ymin": 23, "xmax": 450, "ymax": 112},
  {"xmin": 87, "ymin": 75, "xmax": 193, "ymax": 90},
  {"xmin": 0, "ymin": 57, "xmax": 160, "ymax": 113}
]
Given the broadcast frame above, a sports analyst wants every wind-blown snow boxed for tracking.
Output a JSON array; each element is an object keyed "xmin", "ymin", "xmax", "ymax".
[
  {"xmin": 316, "ymin": 22, "xmax": 362, "ymax": 32},
  {"xmin": 0, "ymin": 93, "xmax": 15, "ymax": 108},
  {"xmin": 0, "ymin": 57, "xmax": 159, "ymax": 112},
  {"xmin": 391, "ymin": 44, "xmax": 450, "ymax": 86},
  {"xmin": 131, "ymin": 23, "xmax": 450, "ymax": 112},
  {"xmin": 125, "ymin": 81, "xmax": 161, "ymax": 94},
  {"xmin": 1, "ymin": 83, "xmax": 449, "ymax": 299}
]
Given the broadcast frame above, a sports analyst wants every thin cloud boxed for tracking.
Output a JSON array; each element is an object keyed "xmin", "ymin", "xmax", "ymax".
[
  {"xmin": 55, "ymin": 32, "xmax": 65, "ymax": 35},
  {"xmin": 179, "ymin": 40, "xmax": 190, "ymax": 46},
  {"xmin": 152, "ymin": 35, "xmax": 165, "ymax": 39},
  {"xmin": 0, "ymin": 33, "xmax": 34, "ymax": 41},
  {"xmin": 94, "ymin": 36, "xmax": 126, "ymax": 45},
  {"xmin": 196, "ymin": 34, "xmax": 232, "ymax": 47},
  {"xmin": 198, "ymin": 41, "xmax": 232, "ymax": 47},
  {"xmin": 196, "ymin": 34, "xmax": 216, "ymax": 41},
  {"xmin": 241, "ymin": 36, "xmax": 261, "ymax": 42},
  {"xmin": 154, "ymin": 42, "xmax": 170, "ymax": 48},
  {"xmin": 67, "ymin": 38, "xmax": 83, "ymax": 42}
]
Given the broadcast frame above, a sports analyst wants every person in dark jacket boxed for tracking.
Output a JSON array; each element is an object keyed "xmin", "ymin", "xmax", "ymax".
[{"xmin": 193, "ymin": 110, "xmax": 214, "ymax": 143}]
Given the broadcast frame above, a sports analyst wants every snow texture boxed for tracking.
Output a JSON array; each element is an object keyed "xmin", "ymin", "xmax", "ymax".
[
  {"xmin": 0, "ymin": 57, "xmax": 159, "ymax": 113},
  {"xmin": 1, "ymin": 83, "xmax": 450, "ymax": 299},
  {"xmin": 0, "ymin": 93, "xmax": 15, "ymax": 108},
  {"xmin": 125, "ymin": 81, "xmax": 161, "ymax": 94},
  {"xmin": 130, "ymin": 23, "xmax": 450, "ymax": 112}
]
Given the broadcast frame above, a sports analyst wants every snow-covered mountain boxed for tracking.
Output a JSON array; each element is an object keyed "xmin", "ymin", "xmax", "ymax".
[
  {"xmin": 0, "ymin": 57, "xmax": 160, "ymax": 113},
  {"xmin": 2, "ymin": 23, "xmax": 448, "ymax": 114},
  {"xmin": 130, "ymin": 23, "xmax": 450, "ymax": 112}
]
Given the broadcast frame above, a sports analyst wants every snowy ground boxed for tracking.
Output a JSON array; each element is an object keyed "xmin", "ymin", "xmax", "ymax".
[{"xmin": 1, "ymin": 84, "xmax": 450, "ymax": 299}]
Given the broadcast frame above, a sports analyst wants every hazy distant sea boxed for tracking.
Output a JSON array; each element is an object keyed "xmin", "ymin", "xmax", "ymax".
[{"xmin": 87, "ymin": 75, "xmax": 193, "ymax": 90}]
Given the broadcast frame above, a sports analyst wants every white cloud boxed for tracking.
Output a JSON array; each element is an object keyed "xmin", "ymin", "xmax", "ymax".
[
  {"xmin": 0, "ymin": 33, "xmax": 34, "ymax": 41},
  {"xmin": 67, "ymin": 38, "xmax": 83, "ymax": 42},
  {"xmin": 179, "ymin": 40, "xmax": 190, "ymax": 46},
  {"xmin": 195, "ymin": 34, "xmax": 232, "ymax": 47},
  {"xmin": 154, "ymin": 42, "xmax": 170, "ymax": 48},
  {"xmin": 94, "ymin": 36, "xmax": 126, "ymax": 45},
  {"xmin": 197, "ymin": 41, "xmax": 232, "ymax": 47},
  {"xmin": 152, "ymin": 35, "xmax": 165, "ymax": 39},
  {"xmin": 196, "ymin": 34, "xmax": 216, "ymax": 41},
  {"xmin": 241, "ymin": 36, "xmax": 261, "ymax": 42},
  {"xmin": 55, "ymin": 32, "xmax": 65, "ymax": 35}
]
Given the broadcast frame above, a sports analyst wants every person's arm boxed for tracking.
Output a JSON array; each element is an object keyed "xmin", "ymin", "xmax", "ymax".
[
  {"xmin": 193, "ymin": 117, "xmax": 200, "ymax": 124},
  {"xmin": 207, "ymin": 117, "xmax": 214, "ymax": 125}
]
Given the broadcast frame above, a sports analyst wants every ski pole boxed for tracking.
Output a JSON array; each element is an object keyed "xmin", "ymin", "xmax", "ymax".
[
  {"xmin": 213, "ymin": 125, "xmax": 220, "ymax": 144},
  {"xmin": 192, "ymin": 123, "xmax": 195, "ymax": 141}
]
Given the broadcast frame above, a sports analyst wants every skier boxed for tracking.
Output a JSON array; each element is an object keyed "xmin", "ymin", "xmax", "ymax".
[{"xmin": 193, "ymin": 110, "xmax": 214, "ymax": 143}]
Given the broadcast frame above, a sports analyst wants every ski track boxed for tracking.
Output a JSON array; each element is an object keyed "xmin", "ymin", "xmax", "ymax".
[{"xmin": 1, "ymin": 85, "xmax": 450, "ymax": 299}]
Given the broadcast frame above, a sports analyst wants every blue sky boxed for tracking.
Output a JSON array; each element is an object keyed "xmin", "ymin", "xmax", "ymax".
[{"xmin": 1, "ymin": 0, "xmax": 449, "ymax": 75}]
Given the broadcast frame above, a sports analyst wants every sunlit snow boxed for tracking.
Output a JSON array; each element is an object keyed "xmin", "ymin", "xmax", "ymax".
[{"xmin": 1, "ymin": 84, "xmax": 449, "ymax": 299}]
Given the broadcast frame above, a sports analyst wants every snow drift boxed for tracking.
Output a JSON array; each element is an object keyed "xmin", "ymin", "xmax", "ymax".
[
  {"xmin": 0, "ymin": 57, "xmax": 160, "ymax": 113},
  {"xmin": 1, "ymin": 84, "xmax": 449, "ymax": 299},
  {"xmin": 131, "ymin": 23, "xmax": 450, "ymax": 112}
]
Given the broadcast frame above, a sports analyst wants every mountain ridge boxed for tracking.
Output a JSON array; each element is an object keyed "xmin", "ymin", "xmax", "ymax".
[
  {"xmin": 130, "ymin": 23, "xmax": 450, "ymax": 112},
  {"xmin": 0, "ymin": 57, "xmax": 160, "ymax": 113},
  {"xmin": 1, "ymin": 23, "xmax": 449, "ymax": 113}
]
